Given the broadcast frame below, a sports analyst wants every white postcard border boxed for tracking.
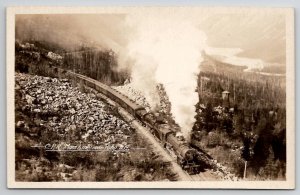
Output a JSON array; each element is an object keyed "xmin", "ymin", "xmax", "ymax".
[{"xmin": 6, "ymin": 6, "xmax": 295, "ymax": 189}]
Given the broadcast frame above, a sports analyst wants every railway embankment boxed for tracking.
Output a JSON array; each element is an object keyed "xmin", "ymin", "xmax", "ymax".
[
  {"xmin": 14, "ymin": 43, "xmax": 237, "ymax": 181},
  {"xmin": 15, "ymin": 72, "xmax": 177, "ymax": 181}
]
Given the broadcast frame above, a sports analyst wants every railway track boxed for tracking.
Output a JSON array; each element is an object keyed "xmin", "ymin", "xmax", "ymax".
[
  {"xmin": 50, "ymin": 66, "xmax": 222, "ymax": 181},
  {"xmin": 97, "ymin": 91, "xmax": 217, "ymax": 181}
]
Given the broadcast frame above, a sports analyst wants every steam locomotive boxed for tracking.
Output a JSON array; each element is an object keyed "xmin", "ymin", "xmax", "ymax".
[{"xmin": 53, "ymin": 67, "xmax": 203, "ymax": 174}]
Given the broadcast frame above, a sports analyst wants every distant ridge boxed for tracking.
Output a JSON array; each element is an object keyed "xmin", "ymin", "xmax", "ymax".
[{"xmin": 200, "ymin": 52, "xmax": 286, "ymax": 76}]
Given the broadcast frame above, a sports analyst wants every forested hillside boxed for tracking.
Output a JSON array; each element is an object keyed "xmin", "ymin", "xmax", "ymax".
[
  {"xmin": 15, "ymin": 40, "xmax": 129, "ymax": 85},
  {"xmin": 191, "ymin": 55, "xmax": 286, "ymax": 180}
]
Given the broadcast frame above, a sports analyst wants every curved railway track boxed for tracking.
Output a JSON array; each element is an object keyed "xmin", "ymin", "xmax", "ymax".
[
  {"xmin": 92, "ymin": 83, "xmax": 217, "ymax": 181},
  {"xmin": 49, "ymin": 66, "xmax": 221, "ymax": 181}
]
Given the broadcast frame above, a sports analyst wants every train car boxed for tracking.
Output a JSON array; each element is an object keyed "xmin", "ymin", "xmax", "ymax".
[
  {"xmin": 73, "ymin": 72, "xmax": 144, "ymax": 117},
  {"xmin": 136, "ymin": 111, "xmax": 172, "ymax": 142},
  {"xmin": 141, "ymin": 112, "xmax": 157, "ymax": 126},
  {"xmin": 50, "ymin": 67, "xmax": 203, "ymax": 174},
  {"xmin": 155, "ymin": 124, "xmax": 174, "ymax": 144}
]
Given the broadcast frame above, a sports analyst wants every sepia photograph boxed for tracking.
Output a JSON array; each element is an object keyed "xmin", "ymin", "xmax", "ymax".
[{"xmin": 6, "ymin": 7, "xmax": 295, "ymax": 189}]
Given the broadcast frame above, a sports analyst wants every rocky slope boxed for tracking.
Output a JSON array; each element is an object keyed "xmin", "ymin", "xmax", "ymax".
[{"xmin": 15, "ymin": 73, "xmax": 176, "ymax": 181}]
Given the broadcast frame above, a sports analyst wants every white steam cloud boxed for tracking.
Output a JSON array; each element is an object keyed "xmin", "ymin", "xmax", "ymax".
[{"xmin": 123, "ymin": 12, "xmax": 207, "ymax": 139}]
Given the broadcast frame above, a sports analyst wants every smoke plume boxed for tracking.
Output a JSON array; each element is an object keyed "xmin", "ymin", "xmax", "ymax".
[
  {"xmin": 123, "ymin": 12, "xmax": 207, "ymax": 139},
  {"xmin": 15, "ymin": 13, "xmax": 208, "ymax": 139}
]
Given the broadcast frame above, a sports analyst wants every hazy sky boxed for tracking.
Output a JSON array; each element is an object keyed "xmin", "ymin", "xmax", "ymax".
[
  {"xmin": 16, "ymin": 11, "xmax": 286, "ymax": 65},
  {"xmin": 199, "ymin": 13, "xmax": 285, "ymax": 64},
  {"xmin": 15, "ymin": 10, "xmax": 287, "ymax": 133}
]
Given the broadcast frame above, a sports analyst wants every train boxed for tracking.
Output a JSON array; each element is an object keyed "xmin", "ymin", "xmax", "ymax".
[{"xmin": 51, "ymin": 66, "xmax": 204, "ymax": 174}]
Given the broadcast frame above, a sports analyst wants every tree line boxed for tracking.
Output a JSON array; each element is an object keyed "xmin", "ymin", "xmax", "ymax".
[{"xmin": 192, "ymin": 70, "xmax": 286, "ymax": 179}]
